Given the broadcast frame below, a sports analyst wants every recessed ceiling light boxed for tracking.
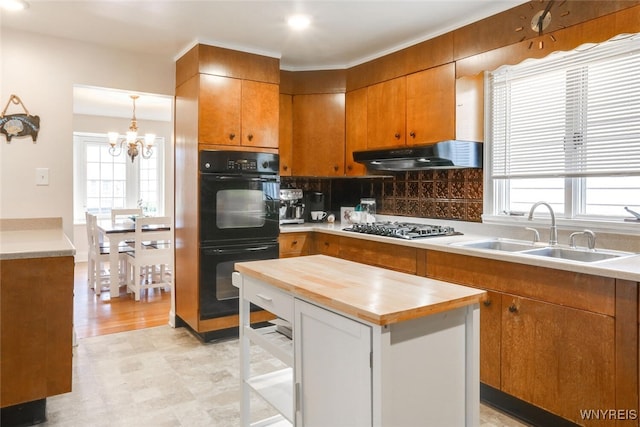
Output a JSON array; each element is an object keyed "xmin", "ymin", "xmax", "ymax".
[
  {"xmin": 1, "ymin": 0, "xmax": 29, "ymax": 11},
  {"xmin": 287, "ymin": 14, "xmax": 311, "ymax": 31}
]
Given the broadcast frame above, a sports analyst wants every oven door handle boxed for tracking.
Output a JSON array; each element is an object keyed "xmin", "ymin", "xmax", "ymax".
[
  {"xmin": 207, "ymin": 176, "xmax": 277, "ymax": 183},
  {"xmin": 204, "ymin": 246, "xmax": 272, "ymax": 255}
]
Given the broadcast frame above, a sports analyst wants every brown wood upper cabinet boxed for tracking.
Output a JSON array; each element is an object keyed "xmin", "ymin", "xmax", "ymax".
[
  {"xmin": 406, "ymin": 63, "xmax": 455, "ymax": 145},
  {"xmin": 367, "ymin": 76, "xmax": 406, "ymax": 149},
  {"xmin": 345, "ymin": 87, "xmax": 368, "ymax": 176},
  {"xmin": 279, "ymin": 94, "xmax": 293, "ymax": 175},
  {"xmin": 366, "ymin": 63, "xmax": 455, "ymax": 149},
  {"xmin": 455, "ymin": 72, "xmax": 484, "ymax": 142},
  {"xmin": 199, "ymin": 74, "xmax": 279, "ymax": 148},
  {"xmin": 292, "ymin": 93, "xmax": 345, "ymax": 176}
]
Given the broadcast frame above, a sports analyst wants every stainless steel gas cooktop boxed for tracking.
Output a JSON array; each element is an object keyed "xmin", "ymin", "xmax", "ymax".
[{"xmin": 343, "ymin": 221, "xmax": 462, "ymax": 240}]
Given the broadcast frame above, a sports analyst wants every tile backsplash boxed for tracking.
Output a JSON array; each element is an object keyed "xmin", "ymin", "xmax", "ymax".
[{"xmin": 282, "ymin": 168, "xmax": 483, "ymax": 222}]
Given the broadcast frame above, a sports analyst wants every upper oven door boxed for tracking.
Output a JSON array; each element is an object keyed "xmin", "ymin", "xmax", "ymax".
[{"xmin": 199, "ymin": 173, "xmax": 280, "ymax": 244}]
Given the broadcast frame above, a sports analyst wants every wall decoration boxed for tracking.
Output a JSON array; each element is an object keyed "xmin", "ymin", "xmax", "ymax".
[{"xmin": 1, "ymin": 94, "xmax": 40, "ymax": 142}]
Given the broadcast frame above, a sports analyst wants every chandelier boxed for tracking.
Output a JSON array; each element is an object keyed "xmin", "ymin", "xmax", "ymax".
[{"xmin": 108, "ymin": 95, "xmax": 155, "ymax": 163}]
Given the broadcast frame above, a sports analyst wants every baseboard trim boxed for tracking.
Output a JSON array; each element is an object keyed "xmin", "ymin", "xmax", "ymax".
[{"xmin": 481, "ymin": 383, "xmax": 580, "ymax": 427}]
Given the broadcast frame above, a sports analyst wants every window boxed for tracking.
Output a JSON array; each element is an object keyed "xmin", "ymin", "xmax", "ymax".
[
  {"xmin": 73, "ymin": 132, "xmax": 164, "ymax": 222},
  {"xmin": 487, "ymin": 34, "xmax": 640, "ymax": 226}
]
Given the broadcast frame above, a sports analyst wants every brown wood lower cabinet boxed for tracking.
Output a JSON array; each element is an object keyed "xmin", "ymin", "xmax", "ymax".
[
  {"xmin": 307, "ymin": 232, "xmax": 420, "ymax": 275},
  {"xmin": 311, "ymin": 233, "xmax": 341, "ymax": 257},
  {"xmin": 279, "ymin": 232, "xmax": 310, "ymax": 258},
  {"xmin": 426, "ymin": 249, "xmax": 638, "ymax": 427},
  {"xmin": 479, "ymin": 291, "xmax": 502, "ymax": 389},
  {"xmin": 1, "ymin": 256, "xmax": 74, "ymax": 408},
  {"xmin": 337, "ymin": 236, "xmax": 418, "ymax": 274},
  {"xmin": 501, "ymin": 295, "xmax": 615, "ymax": 426}
]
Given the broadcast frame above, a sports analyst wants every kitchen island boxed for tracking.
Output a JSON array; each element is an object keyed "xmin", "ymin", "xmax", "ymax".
[
  {"xmin": 234, "ymin": 255, "xmax": 486, "ymax": 427},
  {"xmin": 0, "ymin": 218, "xmax": 75, "ymax": 426}
]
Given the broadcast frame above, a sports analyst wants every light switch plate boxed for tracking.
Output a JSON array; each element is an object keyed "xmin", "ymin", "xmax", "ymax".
[{"xmin": 35, "ymin": 168, "xmax": 49, "ymax": 186}]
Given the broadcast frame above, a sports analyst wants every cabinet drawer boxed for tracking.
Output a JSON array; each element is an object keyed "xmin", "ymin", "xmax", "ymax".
[
  {"xmin": 279, "ymin": 232, "xmax": 310, "ymax": 258},
  {"xmin": 244, "ymin": 277, "xmax": 293, "ymax": 321}
]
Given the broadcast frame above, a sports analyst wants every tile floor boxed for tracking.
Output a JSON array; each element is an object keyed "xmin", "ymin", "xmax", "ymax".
[{"xmin": 43, "ymin": 325, "xmax": 528, "ymax": 427}]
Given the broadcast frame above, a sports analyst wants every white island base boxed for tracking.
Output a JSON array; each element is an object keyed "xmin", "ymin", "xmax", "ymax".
[{"xmin": 235, "ymin": 255, "xmax": 484, "ymax": 427}]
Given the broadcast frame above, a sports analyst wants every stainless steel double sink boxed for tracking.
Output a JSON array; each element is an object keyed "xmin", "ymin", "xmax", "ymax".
[{"xmin": 451, "ymin": 238, "xmax": 636, "ymax": 263}]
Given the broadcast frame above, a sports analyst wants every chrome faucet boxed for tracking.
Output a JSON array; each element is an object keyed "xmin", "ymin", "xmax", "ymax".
[
  {"xmin": 569, "ymin": 230, "xmax": 596, "ymax": 250},
  {"xmin": 527, "ymin": 201, "xmax": 558, "ymax": 246}
]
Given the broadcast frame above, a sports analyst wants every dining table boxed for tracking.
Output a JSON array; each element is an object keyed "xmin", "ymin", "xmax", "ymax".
[{"xmin": 96, "ymin": 217, "xmax": 170, "ymax": 297}]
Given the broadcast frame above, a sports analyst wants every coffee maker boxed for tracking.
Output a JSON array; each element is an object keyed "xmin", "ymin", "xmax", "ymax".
[
  {"xmin": 279, "ymin": 188, "xmax": 305, "ymax": 224},
  {"xmin": 305, "ymin": 191, "xmax": 325, "ymax": 222}
]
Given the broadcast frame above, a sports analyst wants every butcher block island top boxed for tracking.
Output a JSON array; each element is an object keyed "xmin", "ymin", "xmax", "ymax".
[{"xmin": 234, "ymin": 254, "xmax": 486, "ymax": 326}]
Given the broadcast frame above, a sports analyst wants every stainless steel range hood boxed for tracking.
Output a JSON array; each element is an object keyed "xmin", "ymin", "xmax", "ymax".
[{"xmin": 352, "ymin": 140, "xmax": 482, "ymax": 172}]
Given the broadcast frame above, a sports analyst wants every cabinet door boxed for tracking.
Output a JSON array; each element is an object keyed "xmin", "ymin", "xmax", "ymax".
[
  {"xmin": 279, "ymin": 232, "xmax": 309, "ymax": 258},
  {"xmin": 279, "ymin": 94, "xmax": 293, "ymax": 175},
  {"xmin": 501, "ymin": 295, "xmax": 615, "ymax": 425},
  {"xmin": 479, "ymin": 291, "xmax": 501, "ymax": 389},
  {"xmin": 456, "ymin": 73, "xmax": 484, "ymax": 142},
  {"xmin": 199, "ymin": 74, "xmax": 241, "ymax": 145},
  {"xmin": 294, "ymin": 299, "xmax": 372, "ymax": 427},
  {"xmin": 406, "ymin": 63, "xmax": 455, "ymax": 146},
  {"xmin": 345, "ymin": 87, "xmax": 368, "ymax": 176},
  {"xmin": 310, "ymin": 233, "xmax": 340, "ymax": 257},
  {"xmin": 338, "ymin": 236, "xmax": 417, "ymax": 274},
  {"xmin": 241, "ymin": 80, "xmax": 279, "ymax": 148},
  {"xmin": 292, "ymin": 93, "xmax": 345, "ymax": 176},
  {"xmin": 367, "ymin": 77, "xmax": 406, "ymax": 148}
]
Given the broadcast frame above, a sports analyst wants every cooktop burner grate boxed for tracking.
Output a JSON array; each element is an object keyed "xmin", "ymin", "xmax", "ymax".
[{"xmin": 343, "ymin": 221, "xmax": 462, "ymax": 240}]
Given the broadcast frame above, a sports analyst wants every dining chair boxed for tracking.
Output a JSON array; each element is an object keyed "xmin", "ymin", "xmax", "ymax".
[
  {"xmin": 85, "ymin": 212, "xmax": 131, "ymax": 295},
  {"xmin": 111, "ymin": 208, "xmax": 143, "ymax": 224},
  {"xmin": 126, "ymin": 216, "xmax": 173, "ymax": 301}
]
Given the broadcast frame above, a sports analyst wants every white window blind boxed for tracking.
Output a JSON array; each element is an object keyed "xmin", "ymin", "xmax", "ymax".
[{"xmin": 490, "ymin": 34, "xmax": 640, "ymax": 179}]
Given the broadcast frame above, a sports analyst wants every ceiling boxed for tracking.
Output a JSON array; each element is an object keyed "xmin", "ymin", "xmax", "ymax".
[{"xmin": 4, "ymin": 0, "xmax": 526, "ymax": 120}]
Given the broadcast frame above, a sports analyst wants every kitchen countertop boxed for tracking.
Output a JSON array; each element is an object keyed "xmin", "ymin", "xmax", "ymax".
[
  {"xmin": 280, "ymin": 219, "xmax": 640, "ymax": 282},
  {"xmin": 0, "ymin": 218, "xmax": 76, "ymax": 260},
  {"xmin": 235, "ymin": 254, "xmax": 486, "ymax": 326}
]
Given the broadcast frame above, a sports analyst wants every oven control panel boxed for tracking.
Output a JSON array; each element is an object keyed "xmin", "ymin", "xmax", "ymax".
[
  {"xmin": 200, "ymin": 150, "xmax": 279, "ymax": 174},
  {"xmin": 226, "ymin": 159, "xmax": 257, "ymax": 171}
]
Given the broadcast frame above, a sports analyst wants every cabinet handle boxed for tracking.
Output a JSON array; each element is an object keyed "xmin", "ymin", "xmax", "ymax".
[
  {"xmin": 247, "ymin": 134, "xmax": 254, "ymax": 141},
  {"xmin": 410, "ymin": 131, "xmax": 416, "ymax": 138},
  {"xmin": 333, "ymin": 165, "xmax": 339, "ymax": 171},
  {"xmin": 292, "ymin": 240, "xmax": 298, "ymax": 245},
  {"xmin": 394, "ymin": 133, "xmax": 401, "ymax": 139},
  {"xmin": 508, "ymin": 304, "xmax": 518, "ymax": 313},
  {"xmin": 347, "ymin": 165, "xmax": 352, "ymax": 171},
  {"xmin": 283, "ymin": 165, "xmax": 288, "ymax": 171},
  {"xmin": 483, "ymin": 300, "xmax": 492, "ymax": 307},
  {"xmin": 229, "ymin": 133, "xmax": 235, "ymax": 140},
  {"xmin": 256, "ymin": 293, "xmax": 273, "ymax": 302},
  {"xmin": 324, "ymin": 241, "xmax": 330, "ymax": 246}
]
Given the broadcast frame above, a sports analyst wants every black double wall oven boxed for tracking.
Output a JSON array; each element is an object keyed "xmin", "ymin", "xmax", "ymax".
[{"xmin": 199, "ymin": 150, "xmax": 280, "ymax": 324}]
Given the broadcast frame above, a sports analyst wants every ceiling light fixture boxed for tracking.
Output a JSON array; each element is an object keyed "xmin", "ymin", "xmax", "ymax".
[
  {"xmin": 107, "ymin": 95, "xmax": 155, "ymax": 163},
  {"xmin": 287, "ymin": 14, "xmax": 311, "ymax": 30},
  {"xmin": 1, "ymin": 0, "xmax": 29, "ymax": 11}
]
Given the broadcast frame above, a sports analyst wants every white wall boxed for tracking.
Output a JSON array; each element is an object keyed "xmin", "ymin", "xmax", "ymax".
[{"xmin": 0, "ymin": 28, "xmax": 176, "ymax": 242}]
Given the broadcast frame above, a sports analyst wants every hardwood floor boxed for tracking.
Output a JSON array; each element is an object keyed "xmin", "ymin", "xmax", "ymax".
[{"xmin": 73, "ymin": 262, "xmax": 171, "ymax": 339}]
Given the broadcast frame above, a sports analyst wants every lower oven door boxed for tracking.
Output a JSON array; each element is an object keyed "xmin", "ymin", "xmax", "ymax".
[{"xmin": 199, "ymin": 241, "xmax": 279, "ymax": 320}]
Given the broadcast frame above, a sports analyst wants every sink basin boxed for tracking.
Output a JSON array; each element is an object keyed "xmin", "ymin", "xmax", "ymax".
[
  {"xmin": 520, "ymin": 247, "xmax": 635, "ymax": 263},
  {"xmin": 453, "ymin": 238, "xmax": 539, "ymax": 252},
  {"xmin": 453, "ymin": 238, "xmax": 636, "ymax": 263}
]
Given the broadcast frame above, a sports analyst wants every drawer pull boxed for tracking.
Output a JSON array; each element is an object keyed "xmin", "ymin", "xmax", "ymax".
[
  {"xmin": 257, "ymin": 293, "xmax": 273, "ymax": 302},
  {"xmin": 508, "ymin": 304, "xmax": 518, "ymax": 313},
  {"xmin": 483, "ymin": 300, "xmax": 492, "ymax": 307}
]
